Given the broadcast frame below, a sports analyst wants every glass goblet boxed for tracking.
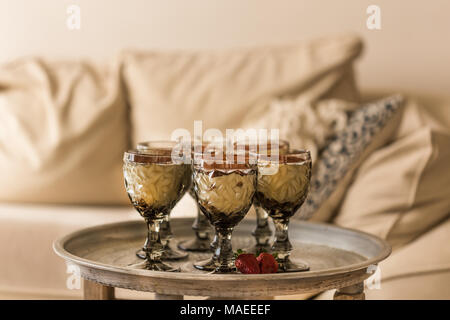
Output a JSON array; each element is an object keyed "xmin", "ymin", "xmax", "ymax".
[
  {"xmin": 192, "ymin": 151, "xmax": 257, "ymax": 273},
  {"xmin": 135, "ymin": 141, "xmax": 190, "ymax": 261},
  {"xmin": 235, "ymin": 139, "xmax": 290, "ymax": 255},
  {"xmin": 190, "ymin": 140, "xmax": 224, "ymax": 269},
  {"xmin": 123, "ymin": 149, "xmax": 191, "ymax": 271},
  {"xmin": 255, "ymin": 149, "xmax": 311, "ymax": 272}
]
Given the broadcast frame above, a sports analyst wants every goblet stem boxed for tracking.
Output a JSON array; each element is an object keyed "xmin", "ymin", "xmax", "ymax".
[
  {"xmin": 134, "ymin": 211, "xmax": 176, "ymax": 261},
  {"xmin": 271, "ymin": 217, "xmax": 309, "ymax": 272},
  {"xmin": 160, "ymin": 215, "xmax": 172, "ymax": 245},
  {"xmin": 252, "ymin": 204, "xmax": 272, "ymax": 246},
  {"xmin": 144, "ymin": 218, "xmax": 164, "ymax": 261},
  {"xmin": 128, "ymin": 217, "xmax": 179, "ymax": 271},
  {"xmin": 210, "ymin": 232, "xmax": 219, "ymax": 251},
  {"xmin": 272, "ymin": 218, "xmax": 292, "ymax": 258},
  {"xmin": 214, "ymin": 227, "xmax": 235, "ymax": 273}
]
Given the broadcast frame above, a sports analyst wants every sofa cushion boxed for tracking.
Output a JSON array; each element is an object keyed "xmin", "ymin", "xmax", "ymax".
[
  {"xmin": 121, "ymin": 34, "xmax": 362, "ymax": 144},
  {"xmin": 315, "ymin": 218, "xmax": 450, "ymax": 300},
  {"xmin": 297, "ymin": 95, "xmax": 405, "ymax": 221},
  {"xmin": 334, "ymin": 97, "xmax": 450, "ymax": 249},
  {"xmin": 0, "ymin": 58, "xmax": 129, "ymax": 205}
]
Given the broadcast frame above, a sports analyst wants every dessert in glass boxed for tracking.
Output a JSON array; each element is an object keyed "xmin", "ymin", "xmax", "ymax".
[
  {"xmin": 123, "ymin": 148, "xmax": 191, "ymax": 271},
  {"xmin": 135, "ymin": 141, "xmax": 190, "ymax": 261},
  {"xmin": 192, "ymin": 150, "xmax": 257, "ymax": 273},
  {"xmin": 255, "ymin": 149, "xmax": 311, "ymax": 272},
  {"xmin": 235, "ymin": 139, "xmax": 290, "ymax": 255}
]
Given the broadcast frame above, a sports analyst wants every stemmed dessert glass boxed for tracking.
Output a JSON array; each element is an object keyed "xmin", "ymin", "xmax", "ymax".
[
  {"xmin": 135, "ymin": 141, "xmax": 190, "ymax": 261},
  {"xmin": 123, "ymin": 148, "xmax": 191, "ymax": 271},
  {"xmin": 192, "ymin": 149, "xmax": 257, "ymax": 273},
  {"xmin": 255, "ymin": 149, "xmax": 311, "ymax": 272},
  {"xmin": 241, "ymin": 139, "xmax": 290, "ymax": 255}
]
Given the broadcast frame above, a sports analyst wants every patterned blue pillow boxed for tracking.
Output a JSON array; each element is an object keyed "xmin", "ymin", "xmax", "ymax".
[{"xmin": 296, "ymin": 95, "xmax": 404, "ymax": 221}]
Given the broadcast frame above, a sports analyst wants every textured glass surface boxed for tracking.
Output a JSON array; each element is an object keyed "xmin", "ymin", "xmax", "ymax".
[
  {"xmin": 193, "ymin": 169, "xmax": 256, "ymax": 229},
  {"xmin": 123, "ymin": 152, "xmax": 191, "ymax": 272},
  {"xmin": 257, "ymin": 162, "xmax": 311, "ymax": 219}
]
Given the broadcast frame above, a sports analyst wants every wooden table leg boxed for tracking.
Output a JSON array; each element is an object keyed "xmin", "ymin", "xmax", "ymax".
[
  {"xmin": 154, "ymin": 293, "xmax": 183, "ymax": 300},
  {"xmin": 83, "ymin": 279, "xmax": 115, "ymax": 300},
  {"xmin": 334, "ymin": 282, "xmax": 365, "ymax": 300}
]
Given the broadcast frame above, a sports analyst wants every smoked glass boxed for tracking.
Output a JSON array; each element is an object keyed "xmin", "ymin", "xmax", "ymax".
[
  {"xmin": 255, "ymin": 150, "xmax": 311, "ymax": 272},
  {"xmin": 123, "ymin": 147, "xmax": 190, "ymax": 271}
]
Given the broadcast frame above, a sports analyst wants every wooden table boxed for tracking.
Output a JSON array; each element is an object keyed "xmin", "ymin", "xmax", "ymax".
[{"xmin": 53, "ymin": 218, "xmax": 390, "ymax": 300}]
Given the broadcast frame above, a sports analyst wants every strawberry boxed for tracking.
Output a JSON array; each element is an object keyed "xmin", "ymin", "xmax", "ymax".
[
  {"xmin": 235, "ymin": 253, "xmax": 260, "ymax": 274},
  {"xmin": 257, "ymin": 252, "xmax": 278, "ymax": 273}
]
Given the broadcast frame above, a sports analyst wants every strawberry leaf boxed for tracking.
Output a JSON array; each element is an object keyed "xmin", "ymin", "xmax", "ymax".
[{"xmin": 234, "ymin": 248, "xmax": 246, "ymax": 258}]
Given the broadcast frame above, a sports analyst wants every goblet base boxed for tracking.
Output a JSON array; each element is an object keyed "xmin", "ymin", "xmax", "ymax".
[
  {"xmin": 137, "ymin": 246, "xmax": 190, "ymax": 260},
  {"xmin": 128, "ymin": 260, "xmax": 180, "ymax": 272},
  {"xmin": 277, "ymin": 258, "xmax": 309, "ymax": 272},
  {"xmin": 193, "ymin": 257, "xmax": 219, "ymax": 271},
  {"xmin": 136, "ymin": 249, "xmax": 146, "ymax": 259},
  {"xmin": 178, "ymin": 238, "xmax": 211, "ymax": 252},
  {"xmin": 161, "ymin": 245, "xmax": 189, "ymax": 260}
]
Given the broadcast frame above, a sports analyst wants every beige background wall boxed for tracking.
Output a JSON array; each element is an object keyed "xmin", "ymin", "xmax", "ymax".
[{"xmin": 1, "ymin": 0, "xmax": 449, "ymax": 96}]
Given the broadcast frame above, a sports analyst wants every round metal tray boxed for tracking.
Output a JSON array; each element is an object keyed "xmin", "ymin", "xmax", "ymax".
[{"xmin": 53, "ymin": 218, "xmax": 391, "ymax": 297}]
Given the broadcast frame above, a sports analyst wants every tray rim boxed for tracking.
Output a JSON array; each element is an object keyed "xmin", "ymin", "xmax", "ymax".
[{"xmin": 53, "ymin": 218, "xmax": 391, "ymax": 282}]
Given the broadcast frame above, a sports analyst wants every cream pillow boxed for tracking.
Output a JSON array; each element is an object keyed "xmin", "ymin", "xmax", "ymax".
[
  {"xmin": 121, "ymin": 34, "xmax": 363, "ymax": 144},
  {"xmin": 0, "ymin": 57, "xmax": 129, "ymax": 205},
  {"xmin": 333, "ymin": 98, "xmax": 450, "ymax": 249}
]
